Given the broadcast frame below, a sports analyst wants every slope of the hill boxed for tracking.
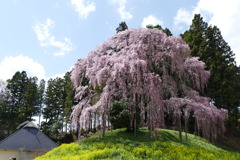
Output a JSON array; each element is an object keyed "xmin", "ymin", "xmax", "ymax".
[{"xmin": 35, "ymin": 128, "xmax": 240, "ymax": 160}]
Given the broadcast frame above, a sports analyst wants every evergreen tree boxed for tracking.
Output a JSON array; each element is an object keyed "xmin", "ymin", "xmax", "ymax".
[
  {"xmin": 42, "ymin": 74, "xmax": 76, "ymax": 141},
  {"xmin": 110, "ymin": 101, "xmax": 130, "ymax": 130},
  {"xmin": 182, "ymin": 14, "xmax": 240, "ymax": 131},
  {"xmin": 63, "ymin": 72, "xmax": 76, "ymax": 132},
  {"xmin": 0, "ymin": 81, "xmax": 15, "ymax": 137},
  {"xmin": 6, "ymin": 71, "xmax": 29, "ymax": 129},
  {"xmin": 147, "ymin": 24, "xmax": 173, "ymax": 36},
  {"xmin": 42, "ymin": 77, "xmax": 66, "ymax": 139},
  {"xmin": 20, "ymin": 76, "xmax": 39, "ymax": 121},
  {"xmin": 7, "ymin": 71, "xmax": 28, "ymax": 110},
  {"xmin": 43, "ymin": 78, "xmax": 60, "ymax": 122},
  {"xmin": 182, "ymin": 14, "xmax": 207, "ymax": 59},
  {"xmin": 116, "ymin": 21, "xmax": 128, "ymax": 33},
  {"xmin": 1, "ymin": 71, "xmax": 40, "ymax": 135},
  {"xmin": 37, "ymin": 79, "xmax": 45, "ymax": 126}
]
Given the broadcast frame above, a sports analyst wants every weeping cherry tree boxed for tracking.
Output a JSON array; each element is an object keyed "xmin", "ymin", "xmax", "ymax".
[{"xmin": 71, "ymin": 28, "xmax": 227, "ymax": 141}]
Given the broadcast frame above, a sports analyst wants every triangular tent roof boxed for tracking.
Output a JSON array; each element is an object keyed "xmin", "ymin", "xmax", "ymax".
[{"xmin": 0, "ymin": 121, "xmax": 57, "ymax": 151}]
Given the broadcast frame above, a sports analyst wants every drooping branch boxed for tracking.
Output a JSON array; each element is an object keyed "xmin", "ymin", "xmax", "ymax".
[{"xmin": 71, "ymin": 28, "xmax": 227, "ymax": 140}]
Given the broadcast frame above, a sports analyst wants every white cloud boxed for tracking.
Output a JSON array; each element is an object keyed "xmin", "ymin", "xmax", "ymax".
[
  {"xmin": 71, "ymin": 0, "xmax": 96, "ymax": 19},
  {"xmin": 0, "ymin": 55, "xmax": 46, "ymax": 81},
  {"xmin": 174, "ymin": 0, "xmax": 240, "ymax": 65},
  {"xmin": 33, "ymin": 18, "xmax": 75, "ymax": 56},
  {"xmin": 174, "ymin": 8, "xmax": 192, "ymax": 30},
  {"xmin": 141, "ymin": 15, "xmax": 163, "ymax": 28},
  {"xmin": 0, "ymin": 79, "xmax": 7, "ymax": 92},
  {"xmin": 109, "ymin": 0, "xmax": 133, "ymax": 21}
]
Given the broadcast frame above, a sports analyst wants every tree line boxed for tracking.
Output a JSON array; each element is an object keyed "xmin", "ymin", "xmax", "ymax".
[{"xmin": 0, "ymin": 71, "xmax": 76, "ymax": 142}]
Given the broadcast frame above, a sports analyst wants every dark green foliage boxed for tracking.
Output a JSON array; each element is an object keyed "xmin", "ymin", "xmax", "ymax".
[
  {"xmin": 81, "ymin": 76, "xmax": 89, "ymax": 86},
  {"xmin": 20, "ymin": 76, "xmax": 39, "ymax": 120},
  {"xmin": 0, "ymin": 71, "xmax": 76, "ymax": 141},
  {"xmin": 181, "ymin": 14, "xmax": 207, "ymax": 58},
  {"xmin": 147, "ymin": 24, "xmax": 173, "ymax": 36},
  {"xmin": 42, "ymin": 77, "xmax": 65, "ymax": 139},
  {"xmin": 110, "ymin": 101, "xmax": 130, "ymax": 129},
  {"xmin": 1, "ymin": 71, "xmax": 39, "ymax": 135},
  {"xmin": 7, "ymin": 71, "xmax": 29, "ymax": 115},
  {"xmin": 182, "ymin": 14, "xmax": 240, "ymax": 131},
  {"xmin": 0, "ymin": 84, "xmax": 14, "ymax": 137},
  {"xmin": 0, "ymin": 71, "xmax": 76, "ymax": 142},
  {"xmin": 110, "ymin": 101, "xmax": 140, "ymax": 132},
  {"xmin": 116, "ymin": 21, "xmax": 128, "ymax": 33},
  {"xmin": 63, "ymin": 72, "xmax": 77, "ymax": 131},
  {"xmin": 94, "ymin": 84, "xmax": 103, "ymax": 94},
  {"xmin": 41, "ymin": 72, "xmax": 76, "ymax": 142}
]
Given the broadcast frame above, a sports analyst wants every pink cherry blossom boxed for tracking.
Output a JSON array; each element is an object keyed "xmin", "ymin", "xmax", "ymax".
[{"xmin": 71, "ymin": 28, "xmax": 227, "ymax": 140}]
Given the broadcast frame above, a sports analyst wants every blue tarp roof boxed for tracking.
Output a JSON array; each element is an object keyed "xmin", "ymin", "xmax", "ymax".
[{"xmin": 0, "ymin": 122, "xmax": 57, "ymax": 151}]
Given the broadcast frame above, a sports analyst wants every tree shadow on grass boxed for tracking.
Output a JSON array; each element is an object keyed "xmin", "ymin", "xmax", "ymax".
[
  {"xmin": 114, "ymin": 128, "xmax": 152, "ymax": 142},
  {"xmin": 83, "ymin": 128, "xmax": 181, "ymax": 146},
  {"xmin": 104, "ymin": 128, "xmax": 180, "ymax": 144},
  {"xmin": 160, "ymin": 131, "xmax": 179, "ymax": 143}
]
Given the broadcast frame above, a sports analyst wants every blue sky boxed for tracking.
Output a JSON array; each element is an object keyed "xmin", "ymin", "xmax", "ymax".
[{"xmin": 0, "ymin": 0, "xmax": 239, "ymax": 82}]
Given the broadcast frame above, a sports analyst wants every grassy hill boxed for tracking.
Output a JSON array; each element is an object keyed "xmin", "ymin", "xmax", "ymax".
[{"xmin": 35, "ymin": 128, "xmax": 240, "ymax": 160}]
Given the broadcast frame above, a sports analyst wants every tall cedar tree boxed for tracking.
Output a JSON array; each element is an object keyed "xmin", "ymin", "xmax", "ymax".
[
  {"xmin": 21, "ymin": 76, "xmax": 39, "ymax": 120},
  {"xmin": 42, "ymin": 77, "xmax": 65, "ymax": 139},
  {"xmin": 1, "ymin": 71, "xmax": 39, "ymax": 135},
  {"xmin": 63, "ymin": 72, "xmax": 77, "ymax": 132},
  {"xmin": 0, "ymin": 81, "xmax": 14, "ymax": 137},
  {"xmin": 42, "ymin": 73, "xmax": 76, "ymax": 140},
  {"xmin": 182, "ymin": 14, "xmax": 240, "ymax": 130}
]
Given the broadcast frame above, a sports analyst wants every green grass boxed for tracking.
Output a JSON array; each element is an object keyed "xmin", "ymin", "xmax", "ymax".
[{"xmin": 35, "ymin": 128, "xmax": 240, "ymax": 160}]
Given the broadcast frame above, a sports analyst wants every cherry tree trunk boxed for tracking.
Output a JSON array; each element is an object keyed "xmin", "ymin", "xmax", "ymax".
[
  {"xmin": 178, "ymin": 116, "xmax": 182, "ymax": 143},
  {"xmin": 184, "ymin": 109, "xmax": 188, "ymax": 143},
  {"xmin": 93, "ymin": 113, "xmax": 96, "ymax": 132},
  {"xmin": 185, "ymin": 118, "xmax": 188, "ymax": 143},
  {"xmin": 134, "ymin": 115, "xmax": 137, "ymax": 137},
  {"xmin": 102, "ymin": 113, "xmax": 106, "ymax": 137}
]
